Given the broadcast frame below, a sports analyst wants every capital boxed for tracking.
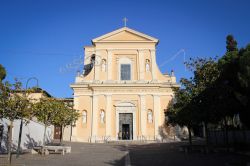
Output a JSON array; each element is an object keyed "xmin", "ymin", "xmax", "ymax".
[
  {"xmin": 149, "ymin": 49, "xmax": 156, "ymax": 53},
  {"xmin": 105, "ymin": 94, "xmax": 112, "ymax": 97},
  {"xmin": 106, "ymin": 49, "xmax": 113, "ymax": 53},
  {"xmin": 139, "ymin": 94, "xmax": 146, "ymax": 97}
]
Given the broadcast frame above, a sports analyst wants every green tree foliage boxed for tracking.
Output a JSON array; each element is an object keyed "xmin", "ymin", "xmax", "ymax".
[
  {"xmin": 33, "ymin": 98, "xmax": 79, "ymax": 145},
  {"xmin": 167, "ymin": 57, "xmax": 220, "ymax": 144},
  {"xmin": 0, "ymin": 80, "xmax": 31, "ymax": 164},
  {"xmin": 0, "ymin": 64, "xmax": 6, "ymax": 82},
  {"xmin": 0, "ymin": 80, "xmax": 32, "ymax": 126},
  {"xmin": 237, "ymin": 44, "xmax": 250, "ymax": 128},
  {"xmin": 166, "ymin": 86, "xmax": 196, "ymax": 145},
  {"xmin": 226, "ymin": 35, "xmax": 238, "ymax": 52},
  {"xmin": 167, "ymin": 35, "xmax": 250, "ymax": 148},
  {"xmin": 33, "ymin": 98, "xmax": 59, "ymax": 148},
  {"xmin": 217, "ymin": 35, "xmax": 250, "ymax": 128},
  {"xmin": 51, "ymin": 100, "xmax": 79, "ymax": 143}
]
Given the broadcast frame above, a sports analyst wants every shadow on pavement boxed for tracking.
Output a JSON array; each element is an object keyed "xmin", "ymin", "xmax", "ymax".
[{"xmin": 109, "ymin": 142, "xmax": 250, "ymax": 166}]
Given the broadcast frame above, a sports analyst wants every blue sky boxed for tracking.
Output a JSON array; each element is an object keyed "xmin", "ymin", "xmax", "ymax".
[{"xmin": 1, "ymin": 0, "xmax": 250, "ymax": 98}]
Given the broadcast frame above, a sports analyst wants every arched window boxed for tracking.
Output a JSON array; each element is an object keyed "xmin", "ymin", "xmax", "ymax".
[
  {"xmin": 147, "ymin": 109, "xmax": 153, "ymax": 123},
  {"xmin": 100, "ymin": 109, "xmax": 105, "ymax": 124},
  {"xmin": 82, "ymin": 110, "xmax": 87, "ymax": 124}
]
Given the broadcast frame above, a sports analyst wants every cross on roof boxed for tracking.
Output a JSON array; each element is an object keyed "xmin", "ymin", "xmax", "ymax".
[{"xmin": 123, "ymin": 17, "xmax": 128, "ymax": 27}]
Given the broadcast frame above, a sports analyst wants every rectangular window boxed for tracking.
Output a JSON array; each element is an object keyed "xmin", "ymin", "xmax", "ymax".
[{"xmin": 121, "ymin": 64, "xmax": 131, "ymax": 80}]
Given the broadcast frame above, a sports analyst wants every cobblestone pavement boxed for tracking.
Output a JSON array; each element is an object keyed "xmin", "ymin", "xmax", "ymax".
[{"xmin": 1, "ymin": 142, "xmax": 250, "ymax": 166}]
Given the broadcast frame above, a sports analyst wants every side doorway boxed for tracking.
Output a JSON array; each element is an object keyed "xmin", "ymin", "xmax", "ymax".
[{"xmin": 54, "ymin": 126, "xmax": 62, "ymax": 140}]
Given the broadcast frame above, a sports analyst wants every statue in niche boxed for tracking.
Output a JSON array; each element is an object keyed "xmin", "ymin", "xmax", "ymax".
[
  {"xmin": 145, "ymin": 59, "xmax": 150, "ymax": 72},
  {"xmin": 101, "ymin": 59, "xmax": 106, "ymax": 72},
  {"xmin": 100, "ymin": 110, "xmax": 105, "ymax": 123},
  {"xmin": 148, "ymin": 110, "xmax": 153, "ymax": 123},
  {"xmin": 82, "ymin": 111, "xmax": 87, "ymax": 124}
]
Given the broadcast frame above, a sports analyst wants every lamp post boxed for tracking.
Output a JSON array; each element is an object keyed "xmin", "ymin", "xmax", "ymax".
[{"xmin": 16, "ymin": 77, "xmax": 39, "ymax": 158}]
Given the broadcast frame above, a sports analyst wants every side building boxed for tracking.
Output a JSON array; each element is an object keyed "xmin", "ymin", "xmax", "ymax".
[{"xmin": 0, "ymin": 89, "xmax": 54, "ymax": 152}]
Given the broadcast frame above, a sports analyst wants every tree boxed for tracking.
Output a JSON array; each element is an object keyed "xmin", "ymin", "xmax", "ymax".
[
  {"xmin": 0, "ymin": 80, "xmax": 31, "ymax": 165},
  {"xmin": 218, "ymin": 35, "xmax": 240, "ymax": 91},
  {"xmin": 226, "ymin": 35, "xmax": 238, "ymax": 52},
  {"xmin": 218, "ymin": 35, "xmax": 250, "ymax": 129},
  {"xmin": 51, "ymin": 100, "xmax": 79, "ymax": 143},
  {"xmin": 33, "ymin": 98, "xmax": 58, "ymax": 153},
  {"xmin": 166, "ymin": 85, "xmax": 196, "ymax": 145},
  {"xmin": 167, "ymin": 35, "xmax": 250, "ymax": 148},
  {"xmin": 237, "ymin": 44, "xmax": 250, "ymax": 128},
  {"xmin": 166, "ymin": 57, "xmax": 220, "ymax": 145},
  {"xmin": 0, "ymin": 64, "xmax": 6, "ymax": 82},
  {"xmin": 33, "ymin": 98, "xmax": 80, "ymax": 147}
]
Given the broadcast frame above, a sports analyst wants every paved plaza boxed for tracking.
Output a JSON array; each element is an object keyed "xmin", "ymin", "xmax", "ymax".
[{"xmin": 1, "ymin": 142, "xmax": 250, "ymax": 166}]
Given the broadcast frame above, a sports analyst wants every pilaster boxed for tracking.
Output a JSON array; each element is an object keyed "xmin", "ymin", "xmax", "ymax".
[
  {"xmin": 153, "ymin": 95, "xmax": 160, "ymax": 139},
  {"xmin": 105, "ymin": 94, "xmax": 112, "ymax": 137},
  {"xmin": 71, "ymin": 97, "xmax": 79, "ymax": 141},
  {"xmin": 138, "ymin": 49, "xmax": 145, "ymax": 80},
  {"xmin": 107, "ymin": 50, "xmax": 113, "ymax": 80},
  {"xmin": 139, "ymin": 94, "xmax": 146, "ymax": 136},
  {"xmin": 150, "ymin": 49, "xmax": 157, "ymax": 80},
  {"xmin": 91, "ymin": 94, "xmax": 99, "ymax": 142},
  {"xmin": 94, "ymin": 50, "xmax": 100, "ymax": 81}
]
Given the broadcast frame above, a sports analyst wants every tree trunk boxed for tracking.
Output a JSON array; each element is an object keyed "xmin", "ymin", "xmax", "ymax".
[
  {"xmin": 8, "ymin": 121, "xmax": 13, "ymax": 165},
  {"xmin": 214, "ymin": 127, "xmax": 218, "ymax": 146},
  {"xmin": 242, "ymin": 126, "xmax": 247, "ymax": 146},
  {"xmin": 188, "ymin": 126, "xmax": 192, "ymax": 146},
  {"xmin": 70, "ymin": 123, "xmax": 72, "ymax": 142},
  {"xmin": 204, "ymin": 122, "xmax": 209, "ymax": 146},
  {"xmin": 0, "ymin": 123, "xmax": 3, "ymax": 151},
  {"xmin": 225, "ymin": 125, "xmax": 229, "ymax": 151},
  {"xmin": 42, "ymin": 124, "xmax": 47, "ymax": 155},
  {"xmin": 60, "ymin": 126, "xmax": 64, "ymax": 144},
  {"xmin": 16, "ymin": 118, "xmax": 23, "ymax": 158},
  {"xmin": 224, "ymin": 118, "xmax": 229, "ymax": 152}
]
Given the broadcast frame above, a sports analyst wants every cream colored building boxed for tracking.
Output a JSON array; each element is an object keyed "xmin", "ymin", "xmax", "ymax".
[{"xmin": 70, "ymin": 27, "xmax": 179, "ymax": 142}]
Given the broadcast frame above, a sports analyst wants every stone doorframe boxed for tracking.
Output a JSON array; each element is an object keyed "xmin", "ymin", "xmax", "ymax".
[{"xmin": 115, "ymin": 102, "xmax": 136, "ymax": 140}]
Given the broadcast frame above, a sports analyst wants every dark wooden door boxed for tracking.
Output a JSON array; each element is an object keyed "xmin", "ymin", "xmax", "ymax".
[{"xmin": 54, "ymin": 126, "xmax": 61, "ymax": 140}]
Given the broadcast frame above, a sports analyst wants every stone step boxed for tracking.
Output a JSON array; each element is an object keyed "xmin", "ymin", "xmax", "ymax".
[{"xmin": 107, "ymin": 140, "xmax": 158, "ymax": 144}]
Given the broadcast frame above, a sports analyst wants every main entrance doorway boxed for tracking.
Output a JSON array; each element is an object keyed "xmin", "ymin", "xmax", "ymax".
[{"xmin": 119, "ymin": 113, "xmax": 133, "ymax": 140}]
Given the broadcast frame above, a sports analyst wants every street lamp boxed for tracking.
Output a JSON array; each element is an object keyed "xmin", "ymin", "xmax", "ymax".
[{"xmin": 16, "ymin": 77, "xmax": 39, "ymax": 158}]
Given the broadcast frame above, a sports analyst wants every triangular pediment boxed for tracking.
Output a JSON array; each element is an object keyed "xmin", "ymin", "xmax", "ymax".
[
  {"xmin": 100, "ymin": 31, "xmax": 149, "ymax": 41},
  {"xmin": 92, "ymin": 27, "xmax": 158, "ymax": 43}
]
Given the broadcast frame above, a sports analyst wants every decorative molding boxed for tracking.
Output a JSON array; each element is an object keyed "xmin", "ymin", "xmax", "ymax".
[{"xmin": 96, "ymin": 48, "xmax": 154, "ymax": 51}]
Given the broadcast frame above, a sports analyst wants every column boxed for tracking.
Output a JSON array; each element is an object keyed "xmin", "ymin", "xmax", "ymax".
[
  {"xmin": 107, "ymin": 50, "xmax": 113, "ymax": 81},
  {"xmin": 150, "ymin": 49, "xmax": 157, "ymax": 80},
  {"xmin": 153, "ymin": 95, "xmax": 160, "ymax": 139},
  {"xmin": 140, "ymin": 95, "xmax": 146, "ymax": 136},
  {"xmin": 138, "ymin": 50, "xmax": 145, "ymax": 80},
  {"xmin": 91, "ymin": 94, "xmax": 98, "ymax": 142},
  {"xmin": 105, "ymin": 94, "xmax": 112, "ymax": 137},
  {"xmin": 94, "ymin": 50, "xmax": 100, "ymax": 81},
  {"xmin": 71, "ymin": 96, "xmax": 79, "ymax": 141}
]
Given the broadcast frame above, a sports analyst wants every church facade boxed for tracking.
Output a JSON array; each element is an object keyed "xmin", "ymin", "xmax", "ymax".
[{"xmin": 70, "ymin": 27, "xmax": 179, "ymax": 142}]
